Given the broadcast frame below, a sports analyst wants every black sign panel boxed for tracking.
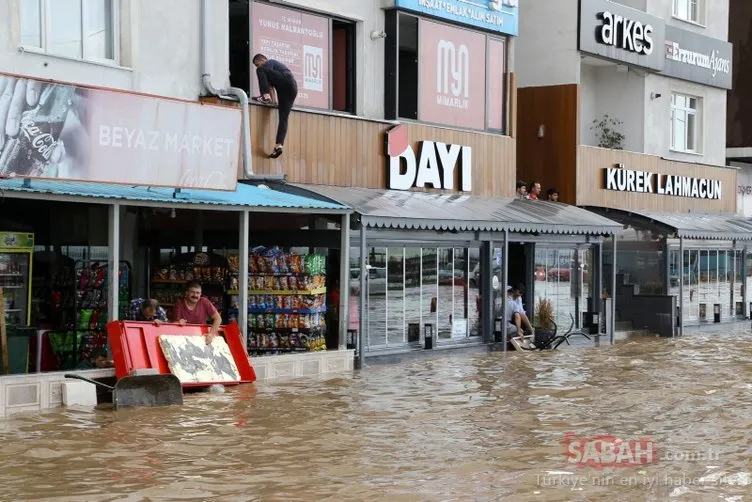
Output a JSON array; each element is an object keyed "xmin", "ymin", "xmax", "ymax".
[
  {"xmin": 663, "ymin": 26, "xmax": 733, "ymax": 90},
  {"xmin": 579, "ymin": 0, "xmax": 666, "ymax": 71}
]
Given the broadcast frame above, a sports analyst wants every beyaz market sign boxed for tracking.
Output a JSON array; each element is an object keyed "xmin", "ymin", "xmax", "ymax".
[
  {"xmin": 394, "ymin": 0, "xmax": 519, "ymax": 36},
  {"xmin": 0, "ymin": 72, "xmax": 241, "ymax": 190},
  {"xmin": 604, "ymin": 168, "xmax": 722, "ymax": 200},
  {"xmin": 385, "ymin": 124, "xmax": 472, "ymax": 191}
]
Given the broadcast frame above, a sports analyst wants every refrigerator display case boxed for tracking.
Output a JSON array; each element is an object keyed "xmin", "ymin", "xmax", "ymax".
[{"xmin": 0, "ymin": 232, "xmax": 34, "ymax": 327}]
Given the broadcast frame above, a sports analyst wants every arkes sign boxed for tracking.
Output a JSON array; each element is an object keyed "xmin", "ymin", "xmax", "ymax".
[
  {"xmin": 578, "ymin": 0, "xmax": 665, "ymax": 72},
  {"xmin": 604, "ymin": 167, "xmax": 722, "ymax": 200},
  {"xmin": 596, "ymin": 11, "xmax": 655, "ymax": 56},
  {"xmin": 385, "ymin": 124, "xmax": 472, "ymax": 192}
]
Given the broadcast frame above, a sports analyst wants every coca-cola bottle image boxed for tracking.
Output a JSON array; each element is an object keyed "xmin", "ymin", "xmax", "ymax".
[{"xmin": 0, "ymin": 83, "xmax": 77, "ymax": 177}]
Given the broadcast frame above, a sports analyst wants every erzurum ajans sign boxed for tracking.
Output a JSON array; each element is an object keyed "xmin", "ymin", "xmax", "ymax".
[
  {"xmin": 604, "ymin": 168, "xmax": 722, "ymax": 200},
  {"xmin": 385, "ymin": 124, "xmax": 472, "ymax": 192}
]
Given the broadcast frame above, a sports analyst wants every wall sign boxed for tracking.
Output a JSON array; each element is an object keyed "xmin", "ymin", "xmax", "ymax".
[
  {"xmin": 579, "ymin": 0, "xmax": 665, "ymax": 71},
  {"xmin": 0, "ymin": 72, "xmax": 241, "ymax": 190},
  {"xmin": 394, "ymin": 0, "xmax": 519, "ymax": 36},
  {"xmin": 663, "ymin": 26, "xmax": 733, "ymax": 90},
  {"xmin": 250, "ymin": 2, "xmax": 330, "ymax": 109},
  {"xmin": 596, "ymin": 11, "xmax": 654, "ymax": 55},
  {"xmin": 604, "ymin": 168, "xmax": 721, "ymax": 200},
  {"xmin": 418, "ymin": 20, "xmax": 486, "ymax": 130},
  {"xmin": 385, "ymin": 125, "xmax": 472, "ymax": 191}
]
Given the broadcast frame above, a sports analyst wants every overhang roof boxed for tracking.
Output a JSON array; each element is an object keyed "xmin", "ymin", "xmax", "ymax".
[
  {"xmin": 585, "ymin": 207, "xmax": 752, "ymax": 240},
  {"xmin": 288, "ymin": 184, "xmax": 623, "ymax": 236}
]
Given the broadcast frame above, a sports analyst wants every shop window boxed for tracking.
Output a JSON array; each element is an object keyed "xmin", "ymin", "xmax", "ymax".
[
  {"xmin": 241, "ymin": 1, "xmax": 355, "ymax": 113},
  {"xmin": 20, "ymin": 0, "xmax": 118, "ymax": 63},
  {"xmin": 671, "ymin": 93, "xmax": 701, "ymax": 154},
  {"xmin": 673, "ymin": 0, "xmax": 704, "ymax": 25},
  {"xmin": 385, "ymin": 11, "xmax": 506, "ymax": 133},
  {"xmin": 332, "ymin": 20, "xmax": 355, "ymax": 113}
]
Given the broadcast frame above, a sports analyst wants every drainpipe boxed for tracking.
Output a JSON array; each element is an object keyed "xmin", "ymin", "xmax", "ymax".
[{"xmin": 200, "ymin": 0, "xmax": 253, "ymax": 177}]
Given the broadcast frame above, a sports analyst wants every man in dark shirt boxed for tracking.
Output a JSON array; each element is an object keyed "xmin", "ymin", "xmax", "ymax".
[{"xmin": 252, "ymin": 53, "xmax": 298, "ymax": 159}]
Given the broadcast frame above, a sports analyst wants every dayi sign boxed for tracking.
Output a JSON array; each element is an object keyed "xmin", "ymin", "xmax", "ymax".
[
  {"xmin": 604, "ymin": 168, "xmax": 722, "ymax": 200},
  {"xmin": 385, "ymin": 124, "xmax": 472, "ymax": 192},
  {"xmin": 0, "ymin": 72, "xmax": 241, "ymax": 190}
]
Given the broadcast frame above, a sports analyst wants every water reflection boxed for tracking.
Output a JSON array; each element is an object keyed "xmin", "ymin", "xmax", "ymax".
[{"xmin": 1, "ymin": 333, "xmax": 750, "ymax": 500}]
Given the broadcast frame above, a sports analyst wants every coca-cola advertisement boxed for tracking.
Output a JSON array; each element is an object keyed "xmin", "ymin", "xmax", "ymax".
[{"xmin": 0, "ymin": 73, "xmax": 242, "ymax": 191}]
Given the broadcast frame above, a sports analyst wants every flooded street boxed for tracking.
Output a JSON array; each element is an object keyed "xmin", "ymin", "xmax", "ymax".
[{"xmin": 1, "ymin": 331, "xmax": 751, "ymax": 501}]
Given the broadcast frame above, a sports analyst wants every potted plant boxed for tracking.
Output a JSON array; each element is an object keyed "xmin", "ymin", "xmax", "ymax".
[{"xmin": 534, "ymin": 297, "xmax": 557, "ymax": 345}]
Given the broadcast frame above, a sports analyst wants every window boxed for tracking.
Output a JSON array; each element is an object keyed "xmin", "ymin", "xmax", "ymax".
[
  {"xmin": 673, "ymin": 0, "xmax": 702, "ymax": 24},
  {"xmin": 385, "ymin": 11, "xmax": 507, "ymax": 133},
  {"xmin": 20, "ymin": 0, "xmax": 118, "ymax": 62},
  {"xmin": 671, "ymin": 93, "xmax": 700, "ymax": 153},
  {"xmin": 241, "ymin": 1, "xmax": 355, "ymax": 113}
]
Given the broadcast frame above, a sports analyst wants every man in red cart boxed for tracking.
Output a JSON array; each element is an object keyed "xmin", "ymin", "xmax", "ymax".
[{"xmin": 171, "ymin": 281, "xmax": 222, "ymax": 344}]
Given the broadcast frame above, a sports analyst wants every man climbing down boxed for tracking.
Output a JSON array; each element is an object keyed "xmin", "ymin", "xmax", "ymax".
[{"xmin": 251, "ymin": 53, "xmax": 298, "ymax": 159}]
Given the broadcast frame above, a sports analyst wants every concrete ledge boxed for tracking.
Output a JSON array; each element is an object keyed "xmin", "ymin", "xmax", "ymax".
[
  {"xmin": 0, "ymin": 369, "xmax": 115, "ymax": 418},
  {"xmin": 0, "ymin": 350, "xmax": 356, "ymax": 418},
  {"xmin": 62, "ymin": 381, "xmax": 98, "ymax": 407},
  {"xmin": 250, "ymin": 349, "xmax": 355, "ymax": 381}
]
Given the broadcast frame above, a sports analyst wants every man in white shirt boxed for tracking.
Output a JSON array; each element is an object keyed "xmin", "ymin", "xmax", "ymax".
[{"xmin": 505, "ymin": 285, "xmax": 535, "ymax": 341}]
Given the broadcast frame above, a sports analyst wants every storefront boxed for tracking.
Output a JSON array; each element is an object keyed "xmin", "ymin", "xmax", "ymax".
[
  {"xmin": 0, "ymin": 72, "xmax": 356, "ymax": 417},
  {"xmin": 581, "ymin": 161, "xmax": 752, "ymax": 332}
]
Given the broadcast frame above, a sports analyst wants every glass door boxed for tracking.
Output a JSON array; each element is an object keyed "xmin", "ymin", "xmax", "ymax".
[{"xmin": 0, "ymin": 251, "xmax": 31, "ymax": 326}]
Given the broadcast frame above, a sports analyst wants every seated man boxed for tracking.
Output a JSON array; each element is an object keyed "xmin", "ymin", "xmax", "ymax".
[
  {"xmin": 126, "ymin": 298, "xmax": 168, "ymax": 324},
  {"xmin": 505, "ymin": 285, "xmax": 535, "ymax": 344}
]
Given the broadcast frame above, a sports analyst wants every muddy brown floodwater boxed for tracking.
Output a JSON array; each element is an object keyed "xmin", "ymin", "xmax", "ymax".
[{"xmin": 0, "ymin": 331, "xmax": 750, "ymax": 501}]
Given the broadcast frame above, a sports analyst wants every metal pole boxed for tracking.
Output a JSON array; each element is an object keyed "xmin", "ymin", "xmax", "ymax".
[
  {"xmin": 107, "ymin": 203, "xmax": 120, "ymax": 358},
  {"xmin": 679, "ymin": 237, "xmax": 684, "ymax": 336},
  {"xmin": 502, "ymin": 229, "xmax": 509, "ymax": 353},
  {"xmin": 338, "ymin": 213, "xmax": 351, "ymax": 350},
  {"xmin": 610, "ymin": 234, "xmax": 617, "ymax": 345},
  {"xmin": 481, "ymin": 242, "xmax": 492, "ymax": 344},
  {"xmin": 743, "ymin": 246, "xmax": 748, "ymax": 318},
  {"xmin": 238, "ymin": 210, "xmax": 250, "ymax": 348},
  {"xmin": 358, "ymin": 225, "xmax": 367, "ymax": 370}
]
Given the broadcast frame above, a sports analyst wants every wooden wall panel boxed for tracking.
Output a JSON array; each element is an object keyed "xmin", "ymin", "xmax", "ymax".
[
  {"xmin": 516, "ymin": 85, "xmax": 578, "ymax": 203},
  {"xmin": 247, "ymin": 105, "xmax": 516, "ymax": 197},
  {"xmin": 576, "ymin": 146, "xmax": 738, "ymax": 213}
]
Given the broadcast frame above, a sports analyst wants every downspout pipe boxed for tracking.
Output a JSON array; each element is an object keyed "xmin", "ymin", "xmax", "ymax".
[{"xmin": 200, "ymin": 0, "xmax": 253, "ymax": 178}]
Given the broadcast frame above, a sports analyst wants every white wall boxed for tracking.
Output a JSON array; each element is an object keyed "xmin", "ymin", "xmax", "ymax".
[
  {"xmin": 271, "ymin": 0, "xmax": 386, "ymax": 118},
  {"xmin": 515, "ymin": 0, "xmax": 580, "ymax": 87},
  {"xmin": 643, "ymin": 73, "xmax": 727, "ymax": 166},
  {"xmin": 579, "ymin": 64, "xmax": 646, "ymax": 153},
  {"xmin": 0, "ymin": 0, "xmax": 229, "ymax": 101},
  {"xmin": 649, "ymin": 0, "xmax": 728, "ymax": 40},
  {"xmin": 732, "ymin": 162, "xmax": 752, "ymax": 216}
]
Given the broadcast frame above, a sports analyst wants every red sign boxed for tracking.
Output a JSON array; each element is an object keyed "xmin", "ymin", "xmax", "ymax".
[
  {"xmin": 251, "ymin": 2, "xmax": 330, "ymax": 109},
  {"xmin": 487, "ymin": 38, "xmax": 506, "ymax": 131},
  {"xmin": 418, "ymin": 20, "xmax": 486, "ymax": 130},
  {"xmin": 0, "ymin": 73, "xmax": 241, "ymax": 190}
]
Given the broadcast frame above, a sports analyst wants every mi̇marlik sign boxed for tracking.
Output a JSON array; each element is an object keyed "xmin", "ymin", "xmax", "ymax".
[
  {"xmin": 0, "ymin": 72, "xmax": 241, "ymax": 190},
  {"xmin": 394, "ymin": 0, "xmax": 519, "ymax": 36},
  {"xmin": 604, "ymin": 168, "xmax": 722, "ymax": 200}
]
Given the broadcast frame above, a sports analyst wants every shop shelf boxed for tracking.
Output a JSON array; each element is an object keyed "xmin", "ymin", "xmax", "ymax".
[
  {"xmin": 241, "ymin": 307, "xmax": 327, "ymax": 315},
  {"xmin": 227, "ymin": 287, "xmax": 326, "ymax": 295}
]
